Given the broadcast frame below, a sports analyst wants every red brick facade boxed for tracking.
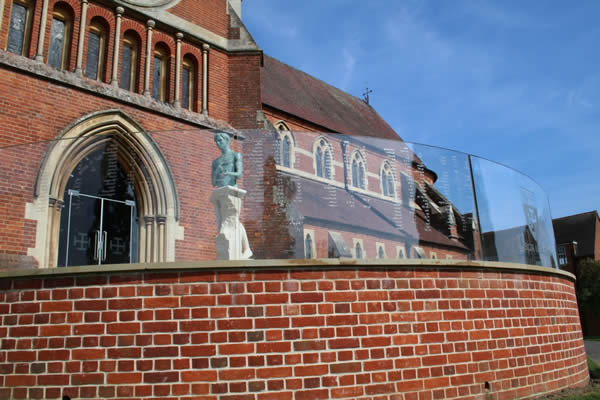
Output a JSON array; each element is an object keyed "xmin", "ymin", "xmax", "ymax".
[{"xmin": 0, "ymin": 262, "xmax": 588, "ymax": 400}]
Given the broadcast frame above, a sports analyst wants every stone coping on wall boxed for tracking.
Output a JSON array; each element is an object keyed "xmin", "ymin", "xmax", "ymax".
[{"xmin": 0, "ymin": 258, "xmax": 575, "ymax": 281}]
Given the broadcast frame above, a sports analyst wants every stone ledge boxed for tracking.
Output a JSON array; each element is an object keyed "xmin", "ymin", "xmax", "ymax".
[
  {"xmin": 0, "ymin": 258, "xmax": 575, "ymax": 281},
  {"xmin": 0, "ymin": 50, "xmax": 241, "ymax": 136}
]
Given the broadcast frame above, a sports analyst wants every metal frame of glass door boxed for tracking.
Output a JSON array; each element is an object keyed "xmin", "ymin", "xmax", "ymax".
[{"xmin": 65, "ymin": 189, "xmax": 136, "ymax": 266}]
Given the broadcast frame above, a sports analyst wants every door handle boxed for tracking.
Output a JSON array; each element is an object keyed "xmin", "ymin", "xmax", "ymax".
[
  {"xmin": 102, "ymin": 231, "xmax": 107, "ymax": 262},
  {"xmin": 93, "ymin": 230, "xmax": 100, "ymax": 261}
]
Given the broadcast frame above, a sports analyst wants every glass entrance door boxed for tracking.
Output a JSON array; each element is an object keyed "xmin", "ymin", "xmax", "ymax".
[{"xmin": 58, "ymin": 190, "xmax": 136, "ymax": 266}]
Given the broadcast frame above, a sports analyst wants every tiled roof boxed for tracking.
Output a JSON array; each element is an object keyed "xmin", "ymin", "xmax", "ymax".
[
  {"xmin": 261, "ymin": 55, "xmax": 401, "ymax": 140},
  {"xmin": 286, "ymin": 173, "xmax": 468, "ymax": 251},
  {"xmin": 553, "ymin": 211, "xmax": 599, "ymax": 258}
]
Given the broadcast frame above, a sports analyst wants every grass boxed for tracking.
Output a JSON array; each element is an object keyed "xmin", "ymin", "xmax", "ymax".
[
  {"xmin": 589, "ymin": 356, "xmax": 600, "ymax": 379},
  {"xmin": 549, "ymin": 357, "xmax": 600, "ymax": 399}
]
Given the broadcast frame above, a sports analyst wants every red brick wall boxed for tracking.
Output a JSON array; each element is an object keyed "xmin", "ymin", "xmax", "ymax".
[
  {"xmin": 0, "ymin": 66, "xmax": 227, "ymax": 263},
  {"xmin": 167, "ymin": 0, "xmax": 230, "ymax": 39},
  {"xmin": 0, "ymin": 263, "xmax": 587, "ymax": 400}
]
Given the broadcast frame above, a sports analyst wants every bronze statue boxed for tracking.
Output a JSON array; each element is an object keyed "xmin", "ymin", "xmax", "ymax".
[{"xmin": 211, "ymin": 132, "xmax": 242, "ymax": 188}]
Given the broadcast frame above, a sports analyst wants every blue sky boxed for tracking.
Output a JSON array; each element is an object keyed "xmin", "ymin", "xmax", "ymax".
[{"xmin": 242, "ymin": 0, "xmax": 600, "ymax": 219}]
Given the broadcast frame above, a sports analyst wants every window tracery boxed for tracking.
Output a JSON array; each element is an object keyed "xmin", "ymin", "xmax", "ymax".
[
  {"xmin": 380, "ymin": 161, "xmax": 396, "ymax": 198},
  {"xmin": 350, "ymin": 151, "xmax": 366, "ymax": 189},
  {"xmin": 274, "ymin": 122, "xmax": 294, "ymax": 168},
  {"xmin": 314, "ymin": 137, "xmax": 332, "ymax": 179}
]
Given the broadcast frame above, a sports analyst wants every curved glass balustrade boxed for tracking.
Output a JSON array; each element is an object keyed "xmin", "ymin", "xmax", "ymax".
[{"xmin": 0, "ymin": 129, "xmax": 557, "ymax": 269}]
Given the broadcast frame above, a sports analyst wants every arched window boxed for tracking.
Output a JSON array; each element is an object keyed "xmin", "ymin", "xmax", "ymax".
[
  {"xmin": 397, "ymin": 247, "xmax": 406, "ymax": 259},
  {"xmin": 304, "ymin": 234, "xmax": 313, "ymax": 258},
  {"xmin": 48, "ymin": 3, "xmax": 73, "ymax": 70},
  {"xmin": 85, "ymin": 17, "xmax": 109, "ymax": 81},
  {"xmin": 120, "ymin": 31, "xmax": 140, "ymax": 91},
  {"xmin": 275, "ymin": 122, "xmax": 294, "ymax": 168},
  {"xmin": 355, "ymin": 242, "xmax": 363, "ymax": 259},
  {"xmin": 378, "ymin": 245, "xmax": 385, "ymax": 259},
  {"xmin": 314, "ymin": 138, "xmax": 332, "ymax": 179},
  {"xmin": 381, "ymin": 162, "xmax": 395, "ymax": 198},
  {"xmin": 182, "ymin": 54, "xmax": 197, "ymax": 110},
  {"xmin": 6, "ymin": 0, "xmax": 34, "ymax": 56},
  {"xmin": 152, "ymin": 43, "xmax": 170, "ymax": 102},
  {"xmin": 350, "ymin": 151, "xmax": 366, "ymax": 189}
]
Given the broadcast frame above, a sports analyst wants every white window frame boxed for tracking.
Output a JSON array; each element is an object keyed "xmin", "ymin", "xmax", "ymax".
[
  {"xmin": 380, "ymin": 161, "xmax": 396, "ymax": 199},
  {"xmin": 396, "ymin": 246, "xmax": 406, "ymax": 259},
  {"xmin": 350, "ymin": 150, "xmax": 367, "ymax": 190},
  {"xmin": 303, "ymin": 228, "xmax": 316, "ymax": 259},
  {"xmin": 352, "ymin": 238, "xmax": 365, "ymax": 259}
]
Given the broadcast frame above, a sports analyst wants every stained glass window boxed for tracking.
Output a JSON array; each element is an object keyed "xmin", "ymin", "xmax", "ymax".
[
  {"xmin": 7, "ymin": 2, "xmax": 29, "ymax": 55},
  {"xmin": 85, "ymin": 30, "xmax": 101, "ymax": 79},
  {"xmin": 48, "ymin": 18, "xmax": 66, "ymax": 69}
]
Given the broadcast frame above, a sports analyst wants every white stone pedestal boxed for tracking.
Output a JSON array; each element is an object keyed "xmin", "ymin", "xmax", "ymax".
[{"xmin": 209, "ymin": 186, "xmax": 253, "ymax": 260}]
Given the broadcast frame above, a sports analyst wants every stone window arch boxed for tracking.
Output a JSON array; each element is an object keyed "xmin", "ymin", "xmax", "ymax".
[
  {"xmin": 28, "ymin": 110, "xmax": 182, "ymax": 268},
  {"xmin": 350, "ymin": 150, "xmax": 366, "ymax": 189},
  {"xmin": 313, "ymin": 137, "xmax": 333, "ymax": 179}
]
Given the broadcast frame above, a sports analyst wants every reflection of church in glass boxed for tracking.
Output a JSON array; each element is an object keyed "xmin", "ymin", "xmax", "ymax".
[{"xmin": 243, "ymin": 56, "xmax": 478, "ymax": 261}]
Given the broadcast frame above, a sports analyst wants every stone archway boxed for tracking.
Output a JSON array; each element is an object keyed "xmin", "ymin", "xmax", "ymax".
[{"xmin": 27, "ymin": 110, "xmax": 183, "ymax": 267}]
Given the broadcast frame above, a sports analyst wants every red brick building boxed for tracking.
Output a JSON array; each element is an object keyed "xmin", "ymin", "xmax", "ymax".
[
  {"xmin": 0, "ymin": 0, "xmax": 472, "ymax": 269},
  {"xmin": 0, "ymin": 2, "xmax": 589, "ymax": 399}
]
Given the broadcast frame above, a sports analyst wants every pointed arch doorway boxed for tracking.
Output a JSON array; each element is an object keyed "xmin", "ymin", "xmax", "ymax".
[{"xmin": 28, "ymin": 110, "xmax": 183, "ymax": 268}]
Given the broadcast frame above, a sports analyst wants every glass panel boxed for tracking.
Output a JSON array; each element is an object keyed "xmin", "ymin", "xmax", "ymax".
[
  {"xmin": 304, "ymin": 235, "xmax": 312, "ymax": 258},
  {"xmin": 358, "ymin": 164, "xmax": 365, "ymax": 189},
  {"xmin": 0, "ymin": 128, "xmax": 560, "ymax": 268},
  {"xmin": 471, "ymin": 156, "xmax": 557, "ymax": 267},
  {"xmin": 85, "ymin": 30, "xmax": 100, "ymax": 79},
  {"xmin": 152, "ymin": 55, "xmax": 162, "ymax": 100},
  {"xmin": 56, "ymin": 145, "xmax": 137, "ymax": 266},
  {"xmin": 324, "ymin": 150, "xmax": 331, "ymax": 179},
  {"xmin": 103, "ymin": 200, "xmax": 134, "ymax": 264},
  {"xmin": 48, "ymin": 18, "xmax": 65, "ymax": 69},
  {"xmin": 58, "ymin": 194, "xmax": 100, "ymax": 266},
  {"xmin": 282, "ymin": 136, "xmax": 290, "ymax": 167},
  {"xmin": 120, "ymin": 44, "xmax": 133, "ymax": 90},
  {"xmin": 7, "ymin": 3, "xmax": 27, "ymax": 55},
  {"xmin": 181, "ymin": 66, "xmax": 190, "ymax": 109},
  {"xmin": 315, "ymin": 147, "xmax": 322, "ymax": 177}
]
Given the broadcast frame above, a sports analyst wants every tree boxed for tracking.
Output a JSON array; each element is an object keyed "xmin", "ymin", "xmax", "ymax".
[{"xmin": 575, "ymin": 259, "xmax": 600, "ymax": 336}]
